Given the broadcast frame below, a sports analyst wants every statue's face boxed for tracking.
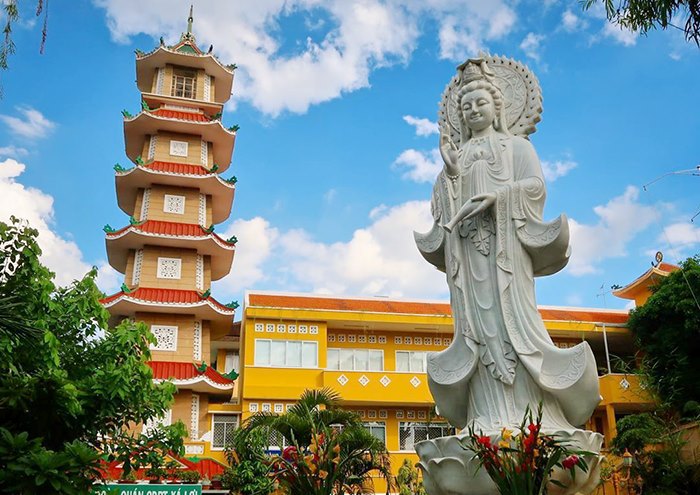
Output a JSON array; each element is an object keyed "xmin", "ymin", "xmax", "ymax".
[{"xmin": 461, "ymin": 89, "xmax": 495, "ymax": 132}]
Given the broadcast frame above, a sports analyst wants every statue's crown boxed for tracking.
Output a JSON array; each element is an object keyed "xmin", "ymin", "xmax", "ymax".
[{"xmin": 457, "ymin": 57, "xmax": 493, "ymax": 85}]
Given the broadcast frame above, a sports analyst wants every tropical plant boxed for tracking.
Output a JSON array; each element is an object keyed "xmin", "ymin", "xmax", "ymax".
[
  {"xmin": 179, "ymin": 470, "xmax": 200, "ymax": 483},
  {"xmin": 235, "ymin": 388, "xmax": 392, "ymax": 495},
  {"xmin": 396, "ymin": 458, "xmax": 426, "ymax": 495},
  {"xmin": 462, "ymin": 404, "xmax": 591, "ymax": 495},
  {"xmin": 0, "ymin": 218, "xmax": 180, "ymax": 492},
  {"xmin": 222, "ymin": 428, "xmax": 275, "ymax": 495}
]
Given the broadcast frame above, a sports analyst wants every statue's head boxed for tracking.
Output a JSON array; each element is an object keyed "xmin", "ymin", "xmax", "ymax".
[{"xmin": 455, "ymin": 59, "xmax": 508, "ymax": 140}]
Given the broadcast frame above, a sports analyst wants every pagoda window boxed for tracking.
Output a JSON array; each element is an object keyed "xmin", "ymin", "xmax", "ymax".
[
  {"xmin": 395, "ymin": 350, "xmax": 427, "ymax": 372},
  {"xmin": 169, "ymin": 140, "xmax": 189, "ymax": 157},
  {"xmin": 254, "ymin": 339, "xmax": 318, "ymax": 368},
  {"xmin": 150, "ymin": 325, "xmax": 178, "ymax": 351},
  {"xmin": 171, "ymin": 67, "xmax": 197, "ymax": 99},
  {"xmin": 211, "ymin": 413, "xmax": 238, "ymax": 450},
  {"xmin": 327, "ymin": 348, "xmax": 383, "ymax": 371},
  {"xmin": 142, "ymin": 409, "xmax": 172, "ymax": 433},
  {"xmin": 224, "ymin": 351, "xmax": 239, "ymax": 374},
  {"xmin": 163, "ymin": 194, "xmax": 186, "ymax": 214},
  {"xmin": 157, "ymin": 257, "xmax": 182, "ymax": 279}
]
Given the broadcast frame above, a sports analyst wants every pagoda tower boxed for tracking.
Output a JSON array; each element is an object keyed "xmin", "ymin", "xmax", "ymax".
[{"xmin": 101, "ymin": 8, "xmax": 241, "ymax": 458}]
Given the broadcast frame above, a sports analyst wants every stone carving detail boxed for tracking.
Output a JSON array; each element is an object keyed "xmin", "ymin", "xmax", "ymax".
[
  {"xmin": 196, "ymin": 255, "xmax": 204, "ymax": 290},
  {"xmin": 148, "ymin": 135, "xmax": 158, "ymax": 160},
  {"xmin": 193, "ymin": 320, "xmax": 202, "ymax": 361},
  {"xmin": 200, "ymin": 139, "xmax": 208, "ymax": 165},
  {"xmin": 140, "ymin": 188, "xmax": 151, "ymax": 221},
  {"xmin": 157, "ymin": 257, "xmax": 181, "ymax": 279},
  {"xmin": 164, "ymin": 194, "xmax": 185, "ymax": 214},
  {"xmin": 132, "ymin": 249, "xmax": 144, "ymax": 286},
  {"xmin": 204, "ymin": 74, "xmax": 212, "ymax": 102},
  {"xmin": 413, "ymin": 55, "xmax": 602, "ymax": 495},
  {"xmin": 155, "ymin": 68, "xmax": 165, "ymax": 95},
  {"xmin": 150, "ymin": 325, "xmax": 177, "ymax": 351},
  {"xmin": 198, "ymin": 194, "xmax": 207, "ymax": 226},
  {"xmin": 190, "ymin": 393, "xmax": 200, "ymax": 439},
  {"xmin": 170, "ymin": 140, "xmax": 188, "ymax": 157}
]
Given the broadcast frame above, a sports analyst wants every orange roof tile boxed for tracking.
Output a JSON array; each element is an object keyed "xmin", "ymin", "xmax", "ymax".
[
  {"xmin": 247, "ymin": 293, "xmax": 629, "ymax": 324},
  {"xmin": 148, "ymin": 360, "xmax": 234, "ymax": 386},
  {"xmin": 100, "ymin": 287, "xmax": 233, "ymax": 313},
  {"xmin": 151, "ymin": 108, "xmax": 210, "ymax": 122},
  {"xmin": 108, "ymin": 220, "xmax": 233, "ymax": 244},
  {"xmin": 146, "ymin": 160, "xmax": 211, "ymax": 175}
]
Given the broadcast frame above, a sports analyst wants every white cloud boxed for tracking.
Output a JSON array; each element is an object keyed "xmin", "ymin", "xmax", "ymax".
[
  {"xmin": 601, "ymin": 22, "xmax": 637, "ymax": 46},
  {"xmin": 323, "ymin": 188, "xmax": 337, "ymax": 203},
  {"xmin": 561, "ymin": 9, "xmax": 585, "ymax": 32},
  {"xmin": 0, "ymin": 106, "xmax": 56, "ymax": 140},
  {"xmin": 95, "ymin": 0, "xmax": 518, "ymax": 116},
  {"xmin": 96, "ymin": 262, "xmax": 123, "ymax": 294},
  {"xmin": 216, "ymin": 217, "xmax": 280, "ymax": 295},
  {"xmin": 567, "ymin": 186, "xmax": 661, "ymax": 276},
  {"xmin": 0, "ymin": 145, "xmax": 29, "ymax": 157},
  {"xmin": 214, "ymin": 201, "xmax": 447, "ymax": 300},
  {"xmin": 655, "ymin": 222, "xmax": 700, "ymax": 260},
  {"xmin": 281, "ymin": 200, "xmax": 446, "ymax": 298},
  {"xmin": 0, "ymin": 158, "xmax": 93, "ymax": 286},
  {"xmin": 393, "ymin": 148, "xmax": 442, "ymax": 183},
  {"xmin": 403, "ymin": 115, "xmax": 438, "ymax": 136},
  {"xmin": 541, "ymin": 159, "xmax": 577, "ymax": 182},
  {"xmin": 519, "ymin": 32, "xmax": 545, "ymax": 61}
]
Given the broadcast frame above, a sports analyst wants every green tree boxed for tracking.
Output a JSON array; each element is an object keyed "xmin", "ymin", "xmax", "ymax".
[
  {"xmin": 582, "ymin": 0, "xmax": 700, "ymax": 45},
  {"xmin": 627, "ymin": 255, "xmax": 700, "ymax": 413},
  {"xmin": 396, "ymin": 458, "xmax": 426, "ymax": 495},
  {"xmin": 235, "ymin": 388, "xmax": 392, "ymax": 495},
  {"xmin": 0, "ymin": 218, "xmax": 179, "ymax": 493},
  {"xmin": 221, "ymin": 428, "xmax": 275, "ymax": 495}
]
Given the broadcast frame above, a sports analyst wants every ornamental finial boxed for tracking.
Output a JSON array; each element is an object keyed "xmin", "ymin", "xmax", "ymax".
[{"xmin": 187, "ymin": 5, "xmax": 194, "ymax": 34}]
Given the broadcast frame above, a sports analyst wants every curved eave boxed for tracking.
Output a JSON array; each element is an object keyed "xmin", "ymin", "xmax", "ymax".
[
  {"xmin": 115, "ymin": 167, "xmax": 235, "ymax": 224},
  {"xmin": 124, "ymin": 112, "xmax": 236, "ymax": 172},
  {"xmin": 136, "ymin": 47, "xmax": 234, "ymax": 104},
  {"xmin": 612, "ymin": 267, "xmax": 671, "ymax": 300},
  {"xmin": 155, "ymin": 376, "xmax": 234, "ymax": 395},
  {"xmin": 102, "ymin": 294, "xmax": 234, "ymax": 333},
  {"xmin": 105, "ymin": 227, "xmax": 235, "ymax": 280}
]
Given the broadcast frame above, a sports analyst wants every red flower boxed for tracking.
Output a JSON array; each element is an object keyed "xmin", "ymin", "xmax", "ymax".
[
  {"xmin": 477, "ymin": 435, "xmax": 492, "ymax": 447},
  {"xmin": 282, "ymin": 446, "xmax": 298, "ymax": 461},
  {"xmin": 562, "ymin": 455, "xmax": 579, "ymax": 470}
]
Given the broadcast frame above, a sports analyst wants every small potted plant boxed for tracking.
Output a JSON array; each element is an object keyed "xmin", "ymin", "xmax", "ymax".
[
  {"xmin": 166, "ymin": 459, "xmax": 182, "ymax": 484},
  {"xmin": 145, "ymin": 452, "xmax": 168, "ymax": 483},
  {"xmin": 201, "ymin": 476, "xmax": 211, "ymax": 489},
  {"xmin": 180, "ymin": 470, "xmax": 200, "ymax": 484},
  {"xmin": 210, "ymin": 474, "xmax": 223, "ymax": 489}
]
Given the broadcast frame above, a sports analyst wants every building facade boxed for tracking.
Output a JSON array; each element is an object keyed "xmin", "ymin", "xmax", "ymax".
[{"xmin": 100, "ymin": 11, "xmax": 242, "ymax": 467}]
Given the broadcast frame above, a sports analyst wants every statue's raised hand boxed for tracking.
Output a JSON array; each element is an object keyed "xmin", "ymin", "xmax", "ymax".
[{"xmin": 439, "ymin": 132, "xmax": 459, "ymax": 177}]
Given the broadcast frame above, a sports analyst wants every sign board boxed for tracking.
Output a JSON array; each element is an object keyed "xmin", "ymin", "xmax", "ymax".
[{"xmin": 91, "ymin": 484, "xmax": 202, "ymax": 495}]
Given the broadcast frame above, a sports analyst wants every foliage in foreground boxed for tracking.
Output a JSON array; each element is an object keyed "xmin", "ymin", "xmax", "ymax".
[
  {"xmin": 628, "ymin": 255, "xmax": 700, "ymax": 414},
  {"xmin": 611, "ymin": 412, "xmax": 700, "ymax": 495},
  {"xmin": 582, "ymin": 0, "xmax": 700, "ymax": 45},
  {"xmin": 0, "ymin": 219, "xmax": 179, "ymax": 493},
  {"xmin": 463, "ymin": 404, "xmax": 590, "ymax": 495},
  {"xmin": 222, "ymin": 428, "xmax": 275, "ymax": 495},
  {"xmin": 232, "ymin": 388, "xmax": 392, "ymax": 495}
]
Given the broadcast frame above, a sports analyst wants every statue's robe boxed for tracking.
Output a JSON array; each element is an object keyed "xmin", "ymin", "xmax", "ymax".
[{"xmin": 415, "ymin": 133, "xmax": 600, "ymax": 431}]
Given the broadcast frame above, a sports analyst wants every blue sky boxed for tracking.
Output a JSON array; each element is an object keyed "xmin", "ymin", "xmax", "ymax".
[{"xmin": 0, "ymin": 0, "xmax": 698, "ymax": 311}]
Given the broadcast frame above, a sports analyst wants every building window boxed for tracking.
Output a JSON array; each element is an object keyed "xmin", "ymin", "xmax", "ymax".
[
  {"xmin": 169, "ymin": 140, "xmax": 189, "ymax": 157},
  {"xmin": 267, "ymin": 430, "xmax": 289, "ymax": 454},
  {"xmin": 399, "ymin": 422, "xmax": 452, "ymax": 450},
  {"xmin": 363, "ymin": 422, "xmax": 386, "ymax": 444},
  {"xmin": 254, "ymin": 339, "xmax": 318, "ymax": 368},
  {"xmin": 212, "ymin": 414, "xmax": 238, "ymax": 449},
  {"xmin": 163, "ymin": 194, "xmax": 185, "ymax": 214},
  {"xmin": 327, "ymin": 348, "xmax": 383, "ymax": 371},
  {"xmin": 224, "ymin": 351, "xmax": 239, "ymax": 374},
  {"xmin": 396, "ymin": 351, "xmax": 427, "ymax": 372},
  {"xmin": 157, "ymin": 257, "xmax": 182, "ymax": 279},
  {"xmin": 150, "ymin": 325, "xmax": 178, "ymax": 351},
  {"xmin": 171, "ymin": 68, "xmax": 197, "ymax": 99}
]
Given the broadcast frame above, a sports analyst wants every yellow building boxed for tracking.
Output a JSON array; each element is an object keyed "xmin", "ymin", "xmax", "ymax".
[
  {"xmin": 100, "ymin": 9, "xmax": 242, "ymax": 468},
  {"xmin": 238, "ymin": 285, "xmax": 656, "ymax": 490}
]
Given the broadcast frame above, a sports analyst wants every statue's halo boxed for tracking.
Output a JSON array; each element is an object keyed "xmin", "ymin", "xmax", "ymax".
[{"xmin": 438, "ymin": 54, "xmax": 543, "ymax": 142}]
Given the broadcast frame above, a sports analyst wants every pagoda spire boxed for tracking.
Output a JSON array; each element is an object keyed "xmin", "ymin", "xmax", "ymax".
[{"xmin": 187, "ymin": 5, "xmax": 194, "ymax": 35}]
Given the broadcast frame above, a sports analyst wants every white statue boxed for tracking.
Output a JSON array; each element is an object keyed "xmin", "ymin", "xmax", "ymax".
[{"xmin": 414, "ymin": 56, "xmax": 602, "ymax": 495}]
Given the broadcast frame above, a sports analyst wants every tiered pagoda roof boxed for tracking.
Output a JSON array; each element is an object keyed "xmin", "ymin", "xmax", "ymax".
[{"xmin": 149, "ymin": 360, "xmax": 235, "ymax": 393}]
